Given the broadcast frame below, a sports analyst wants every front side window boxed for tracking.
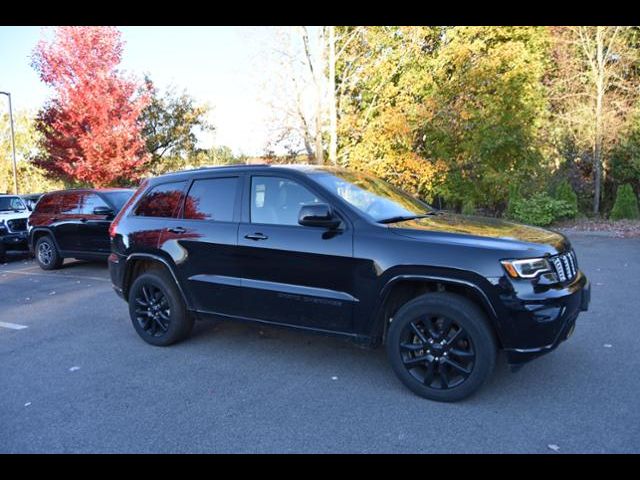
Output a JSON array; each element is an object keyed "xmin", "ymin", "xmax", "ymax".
[
  {"xmin": 250, "ymin": 176, "xmax": 320, "ymax": 226},
  {"xmin": 134, "ymin": 181, "xmax": 187, "ymax": 218},
  {"xmin": 0, "ymin": 196, "xmax": 27, "ymax": 212},
  {"xmin": 311, "ymin": 170, "xmax": 434, "ymax": 223},
  {"xmin": 183, "ymin": 177, "xmax": 237, "ymax": 221},
  {"xmin": 77, "ymin": 193, "xmax": 109, "ymax": 215},
  {"xmin": 101, "ymin": 191, "xmax": 134, "ymax": 212}
]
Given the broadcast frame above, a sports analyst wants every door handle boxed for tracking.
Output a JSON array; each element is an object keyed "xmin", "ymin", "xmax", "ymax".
[
  {"xmin": 79, "ymin": 217, "xmax": 87, "ymax": 223},
  {"xmin": 244, "ymin": 232, "xmax": 269, "ymax": 241},
  {"xmin": 168, "ymin": 226, "xmax": 187, "ymax": 234}
]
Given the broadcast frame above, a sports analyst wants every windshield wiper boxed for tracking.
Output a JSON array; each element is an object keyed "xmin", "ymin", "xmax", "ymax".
[{"xmin": 377, "ymin": 212, "xmax": 437, "ymax": 224}]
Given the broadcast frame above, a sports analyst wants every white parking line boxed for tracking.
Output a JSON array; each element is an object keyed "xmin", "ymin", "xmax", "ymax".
[
  {"xmin": 0, "ymin": 270, "xmax": 109, "ymax": 282},
  {"xmin": 0, "ymin": 321, "xmax": 28, "ymax": 330}
]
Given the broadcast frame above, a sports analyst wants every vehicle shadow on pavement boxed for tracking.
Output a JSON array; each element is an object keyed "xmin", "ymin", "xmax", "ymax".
[
  {"xmin": 1, "ymin": 251, "xmax": 32, "ymax": 265},
  {"xmin": 186, "ymin": 316, "xmax": 520, "ymax": 403}
]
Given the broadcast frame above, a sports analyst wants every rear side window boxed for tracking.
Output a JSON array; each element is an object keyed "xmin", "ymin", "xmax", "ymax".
[
  {"xmin": 58, "ymin": 192, "xmax": 83, "ymax": 215},
  {"xmin": 183, "ymin": 177, "xmax": 238, "ymax": 222},
  {"xmin": 134, "ymin": 181, "xmax": 187, "ymax": 218},
  {"xmin": 34, "ymin": 194, "xmax": 59, "ymax": 214}
]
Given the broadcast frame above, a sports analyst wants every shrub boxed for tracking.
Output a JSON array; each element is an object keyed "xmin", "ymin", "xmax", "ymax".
[
  {"xmin": 553, "ymin": 180, "xmax": 578, "ymax": 219},
  {"xmin": 508, "ymin": 192, "xmax": 577, "ymax": 226},
  {"xmin": 461, "ymin": 199, "xmax": 475, "ymax": 215},
  {"xmin": 610, "ymin": 184, "xmax": 640, "ymax": 220}
]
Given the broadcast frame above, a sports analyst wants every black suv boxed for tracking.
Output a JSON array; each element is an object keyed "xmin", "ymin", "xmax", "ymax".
[
  {"xmin": 109, "ymin": 165, "xmax": 590, "ymax": 402},
  {"xmin": 29, "ymin": 188, "xmax": 133, "ymax": 270}
]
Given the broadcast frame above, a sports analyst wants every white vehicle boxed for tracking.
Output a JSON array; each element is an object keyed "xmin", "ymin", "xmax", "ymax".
[{"xmin": 0, "ymin": 194, "xmax": 30, "ymax": 262}]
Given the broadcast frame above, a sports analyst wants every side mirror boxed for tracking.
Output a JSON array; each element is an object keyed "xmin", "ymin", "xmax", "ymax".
[
  {"xmin": 298, "ymin": 203, "xmax": 341, "ymax": 229},
  {"xmin": 94, "ymin": 206, "xmax": 114, "ymax": 217}
]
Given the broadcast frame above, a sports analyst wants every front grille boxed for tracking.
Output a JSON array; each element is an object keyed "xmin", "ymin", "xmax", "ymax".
[
  {"xmin": 7, "ymin": 219, "xmax": 27, "ymax": 232},
  {"xmin": 551, "ymin": 250, "xmax": 578, "ymax": 282}
]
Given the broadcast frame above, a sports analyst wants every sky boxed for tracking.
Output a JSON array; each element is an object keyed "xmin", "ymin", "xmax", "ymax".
[{"xmin": 0, "ymin": 26, "xmax": 281, "ymax": 156}]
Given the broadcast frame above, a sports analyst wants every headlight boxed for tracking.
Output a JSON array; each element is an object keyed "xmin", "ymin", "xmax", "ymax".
[{"xmin": 501, "ymin": 257, "xmax": 553, "ymax": 279}]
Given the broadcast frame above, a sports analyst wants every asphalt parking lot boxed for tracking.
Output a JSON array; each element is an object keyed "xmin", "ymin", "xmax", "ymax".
[{"xmin": 1, "ymin": 233, "xmax": 639, "ymax": 453}]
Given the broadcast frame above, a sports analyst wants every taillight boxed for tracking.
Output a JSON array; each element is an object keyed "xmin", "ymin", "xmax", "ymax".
[{"xmin": 109, "ymin": 179, "xmax": 149, "ymax": 239}]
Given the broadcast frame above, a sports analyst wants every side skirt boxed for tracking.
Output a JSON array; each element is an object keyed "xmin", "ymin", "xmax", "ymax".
[{"xmin": 193, "ymin": 309, "xmax": 372, "ymax": 344}]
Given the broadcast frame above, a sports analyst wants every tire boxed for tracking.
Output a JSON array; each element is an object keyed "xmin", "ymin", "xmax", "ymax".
[
  {"xmin": 0, "ymin": 243, "xmax": 6, "ymax": 263},
  {"xmin": 128, "ymin": 269, "xmax": 193, "ymax": 346},
  {"xmin": 386, "ymin": 292, "xmax": 497, "ymax": 402},
  {"xmin": 35, "ymin": 235, "xmax": 63, "ymax": 270}
]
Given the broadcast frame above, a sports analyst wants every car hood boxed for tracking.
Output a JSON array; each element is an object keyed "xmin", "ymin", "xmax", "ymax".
[
  {"xmin": 0, "ymin": 210, "xmax": 29, "ymax": 222},
  {"xmin": 388, "ymin": 213, "xmax": 568, "ymax": 254}
]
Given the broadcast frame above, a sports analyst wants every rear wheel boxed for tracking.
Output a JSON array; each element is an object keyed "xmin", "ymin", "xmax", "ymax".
[
  {"xmin": 35, "ymin": 235, "xmax": 63, "ymax": 270},
  {"xmin": 386, "ymin": 292, "xmax": 497, "ymax": 402},
  {"xmin": 0, "ymin": 243, "xmax": 6, "ymax": 263},
  {"xmin": 128, "ymin": 269, "xmax": 193, "ymax": 346}
]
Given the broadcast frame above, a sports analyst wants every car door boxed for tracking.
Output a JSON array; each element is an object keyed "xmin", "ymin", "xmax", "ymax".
[
  {"xmin": 236, "ymin": 174, "xmax": 356, "ymax": 333},
  {"xmin": 74, "ymin": 192, "xmax": 113, "ymax": 255},
  {"xmin": 157, "ymin": 175, "xmax": 242, "ymax": 316},
  {"xmin": 53, "ymin": 191, "xmax": 83, "ymax": 252}
]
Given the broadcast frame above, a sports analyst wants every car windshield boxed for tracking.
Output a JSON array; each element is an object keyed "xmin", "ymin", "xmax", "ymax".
[
  {"xmin": 102, "ymin": 190, "xmax": 134, "ymax": 211},
  {"xmin": 0, "ymin": 196, "xmax": 27, "ymax": 212},
  {"xmin": 311, "ymin": 170, "xmax": 435, "ymax": 223}
]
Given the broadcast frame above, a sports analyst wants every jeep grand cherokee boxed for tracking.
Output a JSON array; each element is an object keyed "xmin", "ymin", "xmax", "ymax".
[{"xmin": 108, "ymin": 165, "xmax": 590, "ymax": 402}]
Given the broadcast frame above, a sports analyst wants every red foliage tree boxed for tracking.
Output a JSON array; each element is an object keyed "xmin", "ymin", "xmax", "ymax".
[{"xmin": 32, "ymin": 26, "xmax": 150, "ymax": 187}]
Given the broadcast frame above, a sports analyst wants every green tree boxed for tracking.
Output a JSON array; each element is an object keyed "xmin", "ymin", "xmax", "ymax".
[
  {"xmin": 610, "ymin": 184, "xmax": 640, "ymax": 220},
  {"xmin": 547, "ymin": 27, "xmax": 640, "ymax": 214},
  {"xmin": 335, "ymin": 26, "xmax": 446, "ymax": 199},
  {"xmin": 140, "ymin": 76, "xmax": 214, "ymax": 175},
  {"xmin": 419, "ymin": 26, "xmax": 551, "ymax": 213},
  {"xmin": 1, "ymin": 110, "xmax": 64, "ymax": 194}
]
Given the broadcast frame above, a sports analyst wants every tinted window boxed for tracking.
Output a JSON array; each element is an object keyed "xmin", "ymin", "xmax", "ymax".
[
  {"xmin": 102, "ymin": 191, "xmax": 133, "ymax": 212},
  {"xmin": 183, "ymin": 177, "xmax": 237, "ymax": 222},
  {"xmin": 34, "ymin": 194, "xmax": 59, "ymax": 214},
  {"xmin": 77, "ymin": 193, "xmax": 109, "ymax": 215},
  {"xmin": 250, "ymin": 176, "xmax": 320, "ymax": 226},
  {"xmin": 134, "ymin": 181, "xmax": 187, "ymax": 218},
  {"xmin": 58, "ymin": 192, "xmax": 83, "ymax": 215}
]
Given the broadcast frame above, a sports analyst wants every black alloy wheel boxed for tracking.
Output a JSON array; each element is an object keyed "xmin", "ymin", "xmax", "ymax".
[
  {"xmin": 399, "ymin": 316, "xmax": 475, "ymax": 390},
  {"xmin": 134, "ymin": 283, "xmax": 171, "ymax": 337},
  {"xmin": 128, "ymin": 269, "xmax": 194, "ymax": 346},
  {"xmin": 386, "ymin": 292, "xmax": 497, "ymax": 402}
]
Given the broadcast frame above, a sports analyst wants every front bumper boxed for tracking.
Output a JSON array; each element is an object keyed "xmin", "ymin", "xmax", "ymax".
[
  {"xmin": 1, "ymin": 231, "xmax": 28, "ymax": 249},
  {"xmin": 497, "ymin": 272, "xmax": 590, "ymax": 366}
]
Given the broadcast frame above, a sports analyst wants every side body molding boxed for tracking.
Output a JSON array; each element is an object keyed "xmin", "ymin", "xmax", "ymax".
[{"xmin": 189, "ymin": 274, "xmax": 359, "ymax": 304}]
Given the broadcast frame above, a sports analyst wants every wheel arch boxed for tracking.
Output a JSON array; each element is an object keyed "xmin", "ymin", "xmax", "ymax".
[
  {"xmin": 122, "ymin": 253, "xmax": 191, "ymax": 309},
  {"xmin": 30, "ymin": 228, "xmax": 60, "ymax": 252},
  {"xmin": 372, "ymin": 274, "xmax": 503, "ymax": 349}
]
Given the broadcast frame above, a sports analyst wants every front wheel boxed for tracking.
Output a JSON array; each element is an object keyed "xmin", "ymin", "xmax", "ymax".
[
  {"xmin": 128, "ymin": 269, "xmax": 194, "ymax": 346},
  {"xmin": 386, "ymin": 292, "xmax": 497, "ymax": 402}
]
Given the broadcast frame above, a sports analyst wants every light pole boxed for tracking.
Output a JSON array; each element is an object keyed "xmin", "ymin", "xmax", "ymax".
[{"xmin": 0, "ymin": 91, "xmax": 19, "ymax": 195}]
